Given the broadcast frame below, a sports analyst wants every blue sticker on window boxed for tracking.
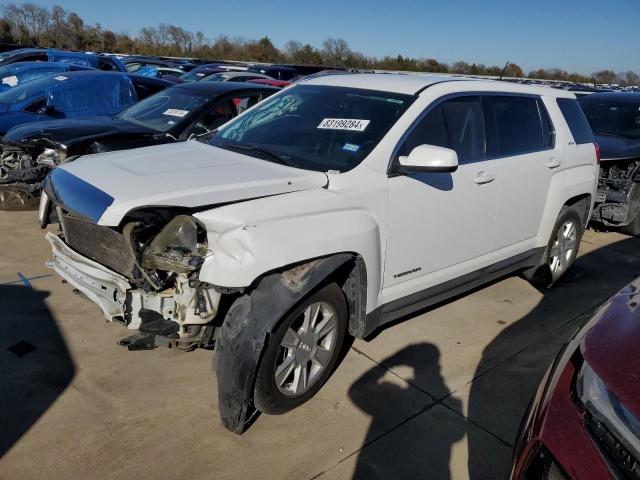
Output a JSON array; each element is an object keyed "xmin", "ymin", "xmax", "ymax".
[{"xmin": 342, "ymin": 143, "xmax": 360, "ymax": 152}]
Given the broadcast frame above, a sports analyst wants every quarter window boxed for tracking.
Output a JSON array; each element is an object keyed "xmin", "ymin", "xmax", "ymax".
[
  {"xmin": 399, "ymin": 96, "xmax": 485, "ymax": 164},
  {"xmin": 487, "ymin": 96, "xmax": 549, "ymax": 157}
]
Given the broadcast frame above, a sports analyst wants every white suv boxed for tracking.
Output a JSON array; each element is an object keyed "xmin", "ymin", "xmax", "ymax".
[{"xmin": 40, "ymin": 73, "xmax": 598, "ymax": 433}]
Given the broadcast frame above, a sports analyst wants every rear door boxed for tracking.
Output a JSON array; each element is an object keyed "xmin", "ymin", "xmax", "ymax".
[{"xmin": 485, "ymin": 95, "xmax": 557, "ymax": 252}]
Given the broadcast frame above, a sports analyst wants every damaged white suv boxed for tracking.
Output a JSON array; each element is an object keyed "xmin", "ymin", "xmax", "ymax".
[{"xmin": 41, "ymin": 73, "xmax": 598, "ymax": 433}]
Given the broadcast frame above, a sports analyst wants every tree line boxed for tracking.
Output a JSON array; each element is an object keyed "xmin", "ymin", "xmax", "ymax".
[{"xmin": 1, "ymin": 3, "xmax": 638, "ymax": 86}]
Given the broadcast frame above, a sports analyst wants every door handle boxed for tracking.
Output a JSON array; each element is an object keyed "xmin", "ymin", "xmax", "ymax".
[
  {"xmin": 473, "ymin": 172, "xmax": 496, "ymax": 184},
  {"xmin": 547, "ymin": 158, "xmax": 561, "ymax": 169}
]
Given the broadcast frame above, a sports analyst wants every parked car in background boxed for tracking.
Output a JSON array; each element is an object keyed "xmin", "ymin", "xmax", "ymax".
[
  {"xmin": 202, "ymin": 71, "xmax": 273, "ymax": 83},
  {"xmin": 0, "ymin": 61, "xmax": 93, "ymax": 91},
  {"xmin": 247, "ymin": 64, "xmax": 297, "ymax": 81},
  {"xmin": 512, "ymin": 276, "xmax": 640, "ymax": 479},
  {"xmin": 96, "ymin": 54, "xmax": 127, "ymax": 72},
  {"xmin": 0, "ymin": 82, "xmax": 276, "ymax": 194},
  {"xmin": 579, "ymin": 92, "xmax": 640, "ymax": 234},
  {"xmin": 179, "ymin": 65, "xmax": 225, "ymax": 82},
  {"xmin": 248, "ymin": 78, "xmax": 292, "ymax": 88},
  {"xmin": 135, "ymin": 65, "xmax": 185, "ymax": 81},
  {"xmin": 0, "ymin": 48, "xmax": 98, "ymax": 68},
  {"xmin": 40, "ymin": 73, "xmax": 597, "ymax": 433},
  {"xmin": 0, "ymin": 71, "xmax": 171, "ymax": 135}
]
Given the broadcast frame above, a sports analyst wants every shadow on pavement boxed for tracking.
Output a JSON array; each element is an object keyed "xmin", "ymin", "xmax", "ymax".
[
  {"xmin": 348, "ymin": 343, "xmax": 464, "ymax": 479},
  {"xmin": 467, "ymin": 235, "xmax": 640, "ymax": 479},
  {"xmin": 0, "ymin": 284, "xmax": 75, "ymax": 458}
]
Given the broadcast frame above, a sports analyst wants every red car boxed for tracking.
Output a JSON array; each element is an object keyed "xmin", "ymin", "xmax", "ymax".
[
  {"xmin": 247, "ymin": 78, "xmax": 291, "ymax": 88},
  {"xmin": 512, "ymin": 277, "xmax": 640, "ymax": 479}
]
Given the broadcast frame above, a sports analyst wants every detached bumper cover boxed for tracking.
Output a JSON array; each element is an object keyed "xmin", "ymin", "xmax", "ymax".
[{"xmin": 46, "ymin": 231, "xmax": 131, "ymax": 320}]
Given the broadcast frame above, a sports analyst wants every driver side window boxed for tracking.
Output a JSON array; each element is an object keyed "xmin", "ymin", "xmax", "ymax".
[{"xmin": 398, "ymin": 96, "xmax": 485, "ymax": 164}]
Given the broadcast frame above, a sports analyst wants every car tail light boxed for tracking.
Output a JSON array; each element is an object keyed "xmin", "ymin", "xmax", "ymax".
[{"xmin": 594, "ymin": 142, "xmax": 601, "ymax": 165}]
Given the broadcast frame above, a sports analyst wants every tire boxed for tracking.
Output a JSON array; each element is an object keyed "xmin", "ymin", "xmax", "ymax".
[
  {"xmin": 621, "ymin": 211, "xmax": 640, "ymax": 236},
  {"xmin": 523, "ymin": 207, "xmax": 583, "ymax": 287},
  {"xmin": 253, "ymin": 283, "xmax": 347, "ymax": 415}
]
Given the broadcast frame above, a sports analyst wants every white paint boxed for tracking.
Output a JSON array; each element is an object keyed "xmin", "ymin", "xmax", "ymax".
[{"xmin": 50, "ymin": 73, "xmax": 597, "ymax": 321}]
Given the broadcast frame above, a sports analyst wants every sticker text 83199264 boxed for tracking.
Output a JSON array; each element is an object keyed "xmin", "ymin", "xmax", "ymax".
[{"xmin": 317, "ymin": 118, "xmax": 370, "ymax": 132}]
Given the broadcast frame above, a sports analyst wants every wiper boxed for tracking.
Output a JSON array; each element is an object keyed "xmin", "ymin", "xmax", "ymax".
[{"xmin": 222, "ymin": 143, "xmax": 299, "ymax": 168}]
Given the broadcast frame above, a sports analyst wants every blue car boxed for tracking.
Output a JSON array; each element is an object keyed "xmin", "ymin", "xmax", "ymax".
[
  {"xmin": 0, "ymin": 61, "xmax": 94, "ymax": 92},
  {"xmin": 0, "ymin": 48, "xmax": 99, "ymax": 68},
  {"xmin": 0, "ymin": 70, "xmax": 173, "ymax": 135}
]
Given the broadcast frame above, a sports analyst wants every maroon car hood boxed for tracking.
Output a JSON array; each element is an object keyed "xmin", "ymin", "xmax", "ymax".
[{"xmin": 583, "ymin": 278, "xmax": 640, "ymax": 419}]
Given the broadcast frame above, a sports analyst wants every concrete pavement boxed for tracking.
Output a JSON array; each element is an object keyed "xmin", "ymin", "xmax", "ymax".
[{"xmin": 1, "ymin": 208, "xmax": 639, "ymax": 479}]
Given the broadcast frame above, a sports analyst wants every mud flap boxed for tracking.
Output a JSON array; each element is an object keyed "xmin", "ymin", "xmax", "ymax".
[{"xmin": 213, "ymin": 253, "xmax": 353, "ymax": 434}]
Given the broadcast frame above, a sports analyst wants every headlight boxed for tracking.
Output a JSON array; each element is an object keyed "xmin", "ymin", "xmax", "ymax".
[
  {"xmin": 577, "ymin": 361, "xmax": 640, "ymax": 459},
  {"xmin": 141, "ymin": 215, "xmax": 207, "ymax": 273},
  {"xmin": 36, "ymin": 147, "xmax": 67, "ymax": 167}
]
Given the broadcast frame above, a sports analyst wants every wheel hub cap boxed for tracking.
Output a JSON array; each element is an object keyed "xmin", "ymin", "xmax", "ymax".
[
  {"xmin": 549, "ymin": 219, "xmax": 578, "ymax": 279},
  {"xmin": 274, "ymin": 301, "xmax": 338, "ymax": 396}
]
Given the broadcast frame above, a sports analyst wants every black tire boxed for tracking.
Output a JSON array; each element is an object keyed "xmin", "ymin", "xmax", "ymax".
[
  {"xmin": 253, "ymin": 283, "xmax": 347, "ymax": 415},
  {"xmin": 523, "ymin": 207, "xmax": 583, "ymax": 287},
  {"xmin": 621, "ymin": 211, "xmax": 640, "ymax": 236}
]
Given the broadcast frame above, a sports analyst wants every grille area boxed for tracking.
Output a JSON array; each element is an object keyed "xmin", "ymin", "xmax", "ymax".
[
  {"xmin": 61, "ymin": 214, "xmax": 136, "ymax": 277},
  {"xmin": 586, "ymin": 413, "xmax": 640, "ymax": 479}
]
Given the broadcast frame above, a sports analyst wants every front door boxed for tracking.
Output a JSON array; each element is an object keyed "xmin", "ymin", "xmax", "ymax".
[{"xmin": 383, "ymin": 95, "xmax": 499, "ymax": 303}]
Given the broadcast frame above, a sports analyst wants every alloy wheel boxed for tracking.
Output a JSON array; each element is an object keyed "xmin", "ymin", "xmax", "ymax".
[
  {"xmin": 549, "ymin": 219, "xmax": 579, "ymax": 280},
  {"xmin": 274, "ymin": 301, "xmax": 338, "ymax": 396}
]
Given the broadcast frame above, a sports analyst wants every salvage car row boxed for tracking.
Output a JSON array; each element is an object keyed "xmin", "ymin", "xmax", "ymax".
[{"xmin": 1, "ymin": 46, "xmax": 640, "ymax": 480}]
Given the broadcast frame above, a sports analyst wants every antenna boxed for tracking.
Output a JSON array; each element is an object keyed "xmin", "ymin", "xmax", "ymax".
[{"xmin": 499, "ymin": 61, "xmax": 510, "ymax": 80}]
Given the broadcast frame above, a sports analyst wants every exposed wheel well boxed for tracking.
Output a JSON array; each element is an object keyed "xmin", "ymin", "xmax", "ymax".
[{"xmin": 563, "ymin": 194, "xmax": 592, "ymax": 228}]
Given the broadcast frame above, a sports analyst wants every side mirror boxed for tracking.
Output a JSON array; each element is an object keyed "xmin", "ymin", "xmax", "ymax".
[{"xmin": 396, "ymin": 145, "xmax": 458, "ymax": 173}]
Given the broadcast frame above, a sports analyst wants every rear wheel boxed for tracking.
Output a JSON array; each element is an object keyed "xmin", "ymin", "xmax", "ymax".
[
  {"xmin": 253, "ymin": 283, "xmax": 347, "ymax": 415},
  {"xmin": 523, "ymin": 207, "xmax": 583, "ymax": 287}
]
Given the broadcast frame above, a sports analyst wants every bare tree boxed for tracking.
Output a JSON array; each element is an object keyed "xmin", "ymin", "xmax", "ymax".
[{"xmin": 321, "ymin": 38, "xmax": 351, "ymax": 66}]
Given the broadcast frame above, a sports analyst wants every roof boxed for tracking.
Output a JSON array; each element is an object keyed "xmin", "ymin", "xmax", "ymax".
[
  {"xmin": 302, "ymin": 72, "xmax": 575, "ymax": 97},
  {"xmin": 579, "ymin": 91, "xmax": 640, "ymax": 102},
  {"xmin": 172, "ymin": 81, "xmax": 278, "ymax": 94},
  {"xmin": 302, "ymin": 73, "xmax": 463, "ymax": 94}
]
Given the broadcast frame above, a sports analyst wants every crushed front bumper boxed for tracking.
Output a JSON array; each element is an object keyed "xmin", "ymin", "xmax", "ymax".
[
  {"xmin": 46, "ymin": 231, "xmax": 131, "ymax": 321},
  {"xmin": 46, "ymin": 231, "xmax": 219, "ymax": 350}
]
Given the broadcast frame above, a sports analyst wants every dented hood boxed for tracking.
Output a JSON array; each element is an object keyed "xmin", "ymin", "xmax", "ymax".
[{"xmin": 49, "ymin": 140, "xmax": 328, "ymax": 226}]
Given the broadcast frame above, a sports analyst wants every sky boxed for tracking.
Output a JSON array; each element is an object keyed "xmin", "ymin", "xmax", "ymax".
[{"xmin": 29, "ymin": 0, "xmax": 640, "ymax": 75}]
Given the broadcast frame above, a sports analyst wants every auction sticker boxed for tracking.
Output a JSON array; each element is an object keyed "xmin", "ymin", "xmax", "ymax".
[
  {"xmin": 163, "ymin": 109, "xmax": 189, "ymax": 117},
  {"xmin": 318, "ymin": 118, "xmax": 370, "ymax": 131},
  {"xmin": 2, "ymin": 75, "xmax": 18, "ymax": 86}
]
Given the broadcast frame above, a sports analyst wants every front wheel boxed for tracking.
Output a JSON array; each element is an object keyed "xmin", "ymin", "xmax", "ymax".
[
  {"xmin": 523, "ymin": 207, "xmax": 583, "ymax": 287},
  {"xmin": 253, "ymin": 283, "xmax": 348, "ymax": 415}
]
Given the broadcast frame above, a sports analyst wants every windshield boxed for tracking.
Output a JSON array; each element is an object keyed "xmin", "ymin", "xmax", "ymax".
[
  {"xmin": 209, "ymin": 84, "xmax": 414, "ymax": 172},
  {"xmin": 117, "ymin": 87, "xmax": 212, "ymax": 132},
  {"xmin": 580, "ymin": 97, "xmax": 640, "ymax": 139},
  {"xmin": 0, "ymin": 64, "xmax": 64, "ymax": 88},
  {"xmin": 0, "ymin": 74, "xmax": 66, "ymax": 104}
]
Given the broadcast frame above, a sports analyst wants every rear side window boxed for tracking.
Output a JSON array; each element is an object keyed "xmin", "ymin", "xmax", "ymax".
[
  {"xmin": 486, "ymin": 96, "xmax": 550, "ymax": 157},
  {"xmin": 399, "ymin": 96, "xmax": 485, "ymax": 164},
  {"xmin": 557, "ymin": 98, "xmax": 594, "ymax": 144}
]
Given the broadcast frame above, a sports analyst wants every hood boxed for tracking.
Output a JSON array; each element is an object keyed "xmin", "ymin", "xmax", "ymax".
[
  {"xmin": 595, "ymin": 134, "xmax": 640, "ymax": 161},
  {"xmin": 4, "ymin": 116, "xmax": 155, "ymax": 146},
  {"xmin": 582, "ymin": 277, "xmax": 640, "ymax": 420},
  {"xmin": 50, "ymin": 140, "xmax": 328, "ymax": 226}
]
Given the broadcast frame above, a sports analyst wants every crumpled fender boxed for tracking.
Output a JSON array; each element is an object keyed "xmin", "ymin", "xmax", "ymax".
[{"xmin": 213, "ymin": 253, "xmax": 353, "ymax": 434}]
